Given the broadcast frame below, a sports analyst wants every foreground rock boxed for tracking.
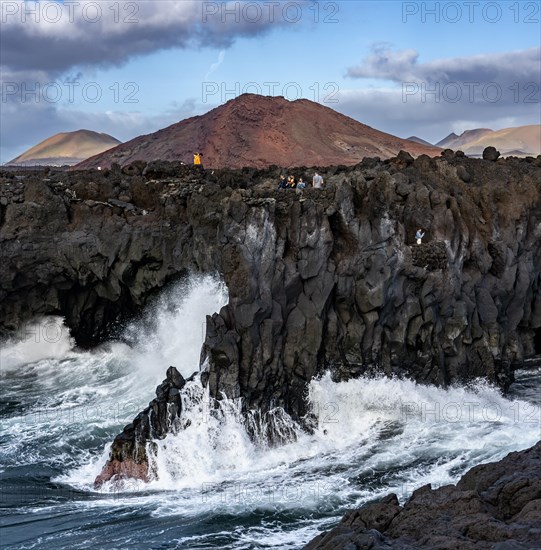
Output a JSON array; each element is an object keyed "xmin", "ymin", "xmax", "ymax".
[
  {"xmin": 305, "ymin": 440, "xmax": 541, "ymax": 549},
  {"xmin": 1, "ymin": 153, "xmax": 540, "ymax": 483},
  {"xmin": 94, "ymin": 366, "xmax": 185, "ymax": 486}
]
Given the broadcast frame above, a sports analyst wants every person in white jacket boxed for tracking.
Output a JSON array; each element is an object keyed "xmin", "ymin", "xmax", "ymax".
[{"xmin": 313, "ymin": 172, "xmax": 324, "ymax": 189}]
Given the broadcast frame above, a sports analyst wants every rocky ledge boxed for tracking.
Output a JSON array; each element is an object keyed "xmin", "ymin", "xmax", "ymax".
[
  {"xmin": 1, "ymin": 151, "xmax": 540, "ymax": 485},
  {"xmin": 305, "ymin": 440, "xmax": 541, "ymax": 549},
  {"xmin": 93, "ymin": 366, "xmax": 186, "ymax": 486}
]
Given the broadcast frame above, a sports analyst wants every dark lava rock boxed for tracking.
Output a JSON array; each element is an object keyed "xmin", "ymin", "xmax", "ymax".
[
  {"xmin": 457, "ymin": 164, "xmax": 472, "ymax": 182},
  {"xmin": 396, "ymin": 150, "xmax": 414, "ymax": 166},
  {"xmin": 94, "ymin": 366, "xmax": 185, "ymax": 486},
  {"xmin": 305, "ymin": 441, "xmax": 541, "ymax": 549},
  {"xmin": 121, "ymin": 160, "xmax": 146, "ymax": 176},
  {"xmin": 108, "ymin": 198, "xmax": 135, "ymax": 210},
  {"xmin": 441, "ymin": 148, "xmax": 455, "ymax": 159},
  {"xmin": 483, "ymin": 146, "xmax": 501, "ymax": 161},
  {"xmin": 411, "ymin": 241, "xmax": 448, "ymax": 270}
]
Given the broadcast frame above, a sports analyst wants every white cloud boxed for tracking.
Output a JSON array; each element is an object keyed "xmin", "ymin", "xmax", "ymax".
[
  {"xmin": 347, "ymin": 45, "xmax": 540, "ymax": 89},
  {"xmin": 334, "ymin": 86, "xmax": 538, "ymax": 144},
  {"xmin": 0, "ymin": 0, "xmax": 314, "ymax": 162},
  {"xmin": 0, "ymin": 0, "xmax": 310, "ymax": 76},
  {"xmin": 205, "ymin": 50, "xmax": 226, "ymax": 81},
  {"xmin": 339, "ymin": 46, "xmax": 540, "ymax": 142}
]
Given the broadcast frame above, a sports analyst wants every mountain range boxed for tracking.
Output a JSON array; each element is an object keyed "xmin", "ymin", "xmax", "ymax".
[
  {"xmin": 436, "ymin": 125, "xmax": 540, "ymax": 156},
  {"xmin": 6, "ymin": 96, "xmax": 539, "ymax": 169}
]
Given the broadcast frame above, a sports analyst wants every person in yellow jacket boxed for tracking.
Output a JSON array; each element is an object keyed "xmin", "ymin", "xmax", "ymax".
[{"xmin": 194, "ymin": 152, "xmax": 203, "ymax": 166}]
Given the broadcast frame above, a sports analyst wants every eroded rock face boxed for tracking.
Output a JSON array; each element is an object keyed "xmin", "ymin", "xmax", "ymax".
[
  {"xmin": 1, "ymin": 155, "xmax": 540, "ymax": 482},
  {"xmin": 304, "ymin": 440, "xmax": 541, "ymax": 549}
]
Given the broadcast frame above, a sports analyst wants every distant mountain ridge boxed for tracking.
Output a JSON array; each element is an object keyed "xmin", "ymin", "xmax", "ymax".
[
  {"xmin": 7, "ymin": 130, "xmax": 121, "ymax": 166},
  {"xmin": 436, "ymin": 126, "xmax": 540, "ymax": 156},
  {"xmin": 77, "ymin": 94, "xmax": 441, "ymax": 170},
  {"xmin": 437, "ymin": 128, "xmax": 493, "ymax": 149},
  {"xmin": 406, "ymin": 136, "xmax": 434, "ymax": 147}
]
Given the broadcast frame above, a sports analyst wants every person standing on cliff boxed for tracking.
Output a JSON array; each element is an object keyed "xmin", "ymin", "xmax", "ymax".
[
  {"xmin": 415, "ymin": 228, "xmax": 425, "ymax": 245},
  {"xmin": 194, "ymin": 152, "xmax": 203, "ymax": 168},
  {"xmin": 313, "ymin": 172, "xmax": 324, "ymax": 189}
]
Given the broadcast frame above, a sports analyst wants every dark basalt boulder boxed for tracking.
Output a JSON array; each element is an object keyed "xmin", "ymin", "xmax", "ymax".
[
  {"xmin": 483, "ymin": 146, "xmax": 501, "ymax": 161},
  {"xmin": 121, "ymin": 160, "xmax": 147, "ymax": 176},
  {"xmin": 304, "ymin": 441, "xmax": 541, "ymax": 549}
]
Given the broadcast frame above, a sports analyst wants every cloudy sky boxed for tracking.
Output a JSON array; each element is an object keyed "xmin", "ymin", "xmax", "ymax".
[{"xmin": 1, "ymin": 0, "xmax": 539, "ymax": 163}]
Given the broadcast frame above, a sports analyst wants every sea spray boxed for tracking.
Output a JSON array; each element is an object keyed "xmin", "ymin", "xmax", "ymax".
[
  {"xmin": 113, "ymin": 371, "xmax": 540, "ymax": 502},
  {"xmin": 124, "ymin": 275, "xmax": 229, "ymax": 380},
  {"xmin": 0, "ymin": 316, "xmax": 75, "ymax": 372},
  {"xmin": 245, "ymin": 407, "xmax": 301, "ymax": 448},
  {"xmin": 2, "ymin": 276, "xmax": 539, "ymax": 549},
  {"xmin": 0, "ymin": 275, "xmax": 229, "ymax": 480}
]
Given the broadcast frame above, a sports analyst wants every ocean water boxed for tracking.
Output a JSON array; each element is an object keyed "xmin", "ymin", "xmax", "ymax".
[{"xmin": 1, "ymin": 275, "xmax": 540, "ymax": 549}]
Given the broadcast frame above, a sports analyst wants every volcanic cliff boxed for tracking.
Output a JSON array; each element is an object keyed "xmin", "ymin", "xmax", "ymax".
[
  {"xmin": 76, "ymin": 94, "xmax": 441, "ymax": 170},
  {"xmin": 0, "ymin": 151, "xmax": 540, "ymax": 485}
]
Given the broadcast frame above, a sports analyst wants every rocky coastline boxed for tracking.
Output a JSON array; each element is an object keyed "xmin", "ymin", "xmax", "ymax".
[
  {"xmin": 1, "ymin": 151, "xmax": 540, "ymax": 490},
  {"xmin": 305, "ymin": 440, "xmax": 541, "ymax": 549}
]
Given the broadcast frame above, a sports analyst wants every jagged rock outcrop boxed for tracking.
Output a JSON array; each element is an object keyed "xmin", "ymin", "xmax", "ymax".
[
  {"xmin": 94, "ymin": 366, "xmax": 185, "ymax": 485},
  {"xmin": 304, "ymin": 440, "xmax": 541, "ymax": 549},
  {"xmin": 1, "ymin": 153, "xmax": 540, "ymax": 483}
]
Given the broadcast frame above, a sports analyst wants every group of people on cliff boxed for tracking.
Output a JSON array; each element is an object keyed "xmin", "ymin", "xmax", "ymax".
[
  {"xmin": 278, "ymin": 172, "xmax": 324, "ymax": 190},
  {"xmin": 192, "ymin": 153, "xmax": 324, "ymax": 194},
  {"xmin": 192, "ymin": 155, "xmax": 424, "ymax": 245}
]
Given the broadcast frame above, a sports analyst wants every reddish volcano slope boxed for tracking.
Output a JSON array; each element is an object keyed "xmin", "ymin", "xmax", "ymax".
[{"xmin": 77, "ymin": 94, "xmax": 441, "ymax": 169}]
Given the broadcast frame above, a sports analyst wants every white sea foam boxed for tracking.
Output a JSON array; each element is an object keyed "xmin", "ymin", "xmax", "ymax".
[
  {"xmin": 0, "ymin": 316, "xmax": 75, "ymax": 372},
  {"xmin": 126, "ymin": 372, "xmax": 540, "ymax": 515},
  {"xmin": 2, "ymin": 275, "xmax": 539, "ymax": 550},
  {"xmin": 124, "ymin": 275, "xmax": 228, "ymax": 381}
]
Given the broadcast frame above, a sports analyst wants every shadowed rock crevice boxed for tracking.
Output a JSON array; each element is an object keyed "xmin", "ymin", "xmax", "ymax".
[{"xmin": 411, "ymin": 241, "xmax": 448, "ymax": 270}]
